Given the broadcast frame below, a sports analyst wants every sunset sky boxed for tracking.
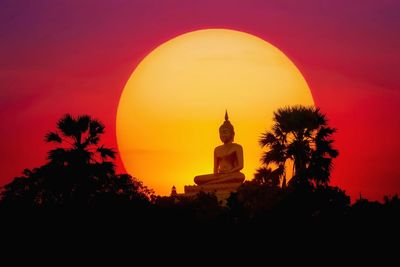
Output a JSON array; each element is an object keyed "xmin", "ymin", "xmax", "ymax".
[{"xmin": 1, "ymin": 0, "xmax": 399, "ymax": 201}]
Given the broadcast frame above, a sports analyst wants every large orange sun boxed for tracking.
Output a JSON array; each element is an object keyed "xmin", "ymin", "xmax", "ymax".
[{"xmin": 116, "ymin": 29, "xmax": 314, "ymax": 195}]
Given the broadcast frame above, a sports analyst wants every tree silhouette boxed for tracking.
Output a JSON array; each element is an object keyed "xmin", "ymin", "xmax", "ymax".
[
  {"xmin": 227, "ymin": 181, "xmax": 285, "ymax": 224},
  {"xmin": 0, "ymin": 114, "xmax": 153, "ymax": 209},
  {"xmin": 259, "ymin": 106, "xmax": 338, "ymax": 187},
  {"xmin": 45, "ymin": 114, "xmax": 115, "ymax": 168},
  {"xmin": 253, "ymin": 167, "xmax": 280, "ymax": 187}
]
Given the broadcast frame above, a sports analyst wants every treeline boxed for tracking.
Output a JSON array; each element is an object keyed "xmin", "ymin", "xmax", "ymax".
[{"xmin": 0, "ymin": 110, "xmax": 399, "ymax": 232}]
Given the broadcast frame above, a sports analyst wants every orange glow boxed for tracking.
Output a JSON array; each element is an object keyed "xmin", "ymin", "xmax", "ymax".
[{"xmin": 116, "ymin": 29, "xmax": 314, "ymax": 195}]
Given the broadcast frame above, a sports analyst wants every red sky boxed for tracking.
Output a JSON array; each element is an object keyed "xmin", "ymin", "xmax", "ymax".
[{"xmin": 1, "ymin": 0, "xmax": 399, "ymax": 201}]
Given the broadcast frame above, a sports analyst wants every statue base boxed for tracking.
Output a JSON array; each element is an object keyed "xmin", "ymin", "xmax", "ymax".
[{"xmin": 184, "ymin": 182, "xmax": 243, "ymax": 204}]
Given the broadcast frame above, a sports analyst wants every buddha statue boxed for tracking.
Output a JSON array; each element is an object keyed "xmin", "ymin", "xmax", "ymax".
[{"xmin": 193, "ymin": 111, "xmax": 245, "ymax": 186}]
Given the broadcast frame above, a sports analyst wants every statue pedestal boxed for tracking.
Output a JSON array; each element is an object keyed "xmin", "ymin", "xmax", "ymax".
[{"xmin": 184, "ymin": 182, "xmax": 242, "ymax": 204}]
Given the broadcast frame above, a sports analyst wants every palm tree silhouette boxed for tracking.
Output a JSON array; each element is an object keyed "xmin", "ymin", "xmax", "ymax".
[
  {"xmin": 254, "ymin": 167, "xmax": 280, "ymax": 187},
  {"xmin": 45, "ymin": 114, "xmax": 116, "ymax": 167},
  {"xmin": 0, "ymin": 113, "xmax": 157, "ymax": 209},
  {"xmin": 259, "ymin": 106, "xmax": 338, "ymax": 187},
  {"xmin": 41, "ymin": 114, "xmax": 118, "ymax": 204}
]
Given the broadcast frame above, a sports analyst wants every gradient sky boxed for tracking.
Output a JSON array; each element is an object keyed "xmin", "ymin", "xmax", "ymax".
[{"xmin": 1, "ymin": 0, "xmax": 399, "ymax": 201}]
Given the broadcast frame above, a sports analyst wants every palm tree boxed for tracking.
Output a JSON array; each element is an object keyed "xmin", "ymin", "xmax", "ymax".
[
  {"xmin": 0, "ymin": 114, "xmax": 154, "ymax": 208},
  {"xmin": 259, "ymin": 106, "xmax": 338, "ymax": 187},
  {"xmin": 45, "ymin": 114, "xmax": 116, "ymax": 168},
  {"xmin": 253, "ymin": 167, "xmax": 281, "ymax": 187},
  {"xmin": 41, "ymin": 114, "xmax": 118, "ymax": 204}
]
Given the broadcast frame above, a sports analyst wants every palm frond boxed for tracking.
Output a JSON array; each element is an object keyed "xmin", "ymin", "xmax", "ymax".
[
  {"xmin": 57, "ymin": 114, "xmax": 76, "ymax": 137},
  {"xmin": 44, "ymin": 131, "xmax": 62, "ymax": 143},
  {"xmin": 89, "ymin": 119, "xmax": 105, "ymax": 137},
  {"xmin": 76, "ymin": 115, "xmax": 90, "ymax": 133},
  {"xmin": 259, "ymin": 132, "xmax": 277, "ymax": 147},
  {"xmin": 90, "ymin": 136, "xmax": 100, "ymax": 145},
  {"xmin": 97, "ymin": 146, "xmax": 116, "ymax": 159},
  {"xmin": 47, "ymin": 148, "xmax": 68, "ymax": 163},
  {"xmin": 253, "ymin": 167, "xmax": 281, "ymax": 187},
  {"xmin": 91, "ymin": 161, "xmax": 116, "ymax": 175},
  {"xmin": 261, "ymin": 149, "xmax": 286, "ymax": 165}
]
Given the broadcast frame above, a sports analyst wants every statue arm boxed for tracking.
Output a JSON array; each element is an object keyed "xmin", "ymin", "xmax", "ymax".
[
  {"xmin": 230, "ymin": 146, "xmax": 244, "ymax": 172},
  {"xmin": 213, "ymin": 148, "xmax": 219, "ymax": 174}
]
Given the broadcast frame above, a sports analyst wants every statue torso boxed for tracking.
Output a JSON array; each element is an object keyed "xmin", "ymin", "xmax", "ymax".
[{"xmin": 215, "ymin": 143, "xmax": 242, "ymax": 173}]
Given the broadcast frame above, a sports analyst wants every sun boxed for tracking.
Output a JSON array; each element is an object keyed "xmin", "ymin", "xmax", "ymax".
[{"xmin": 116, "ymin": 29, "xmax": 314, "ymax": 195}]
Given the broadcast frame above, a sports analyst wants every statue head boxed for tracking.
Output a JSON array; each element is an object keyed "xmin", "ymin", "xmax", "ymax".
[{"xmin": 219, "ymin": 110, "xmax": 235, "ymax": 143}]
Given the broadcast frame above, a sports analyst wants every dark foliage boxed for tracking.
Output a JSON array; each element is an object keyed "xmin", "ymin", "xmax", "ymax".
[
  {"xmin": 0, "ymin": 114, "xmax": 153, "ymax": 210},
  {"xmin": 1, "ymin": 111, "xmax": 399, "ymax": 238},
  {"xmin": 259, "ymin": 106, "xmax": 338, "ymax": 187}
]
